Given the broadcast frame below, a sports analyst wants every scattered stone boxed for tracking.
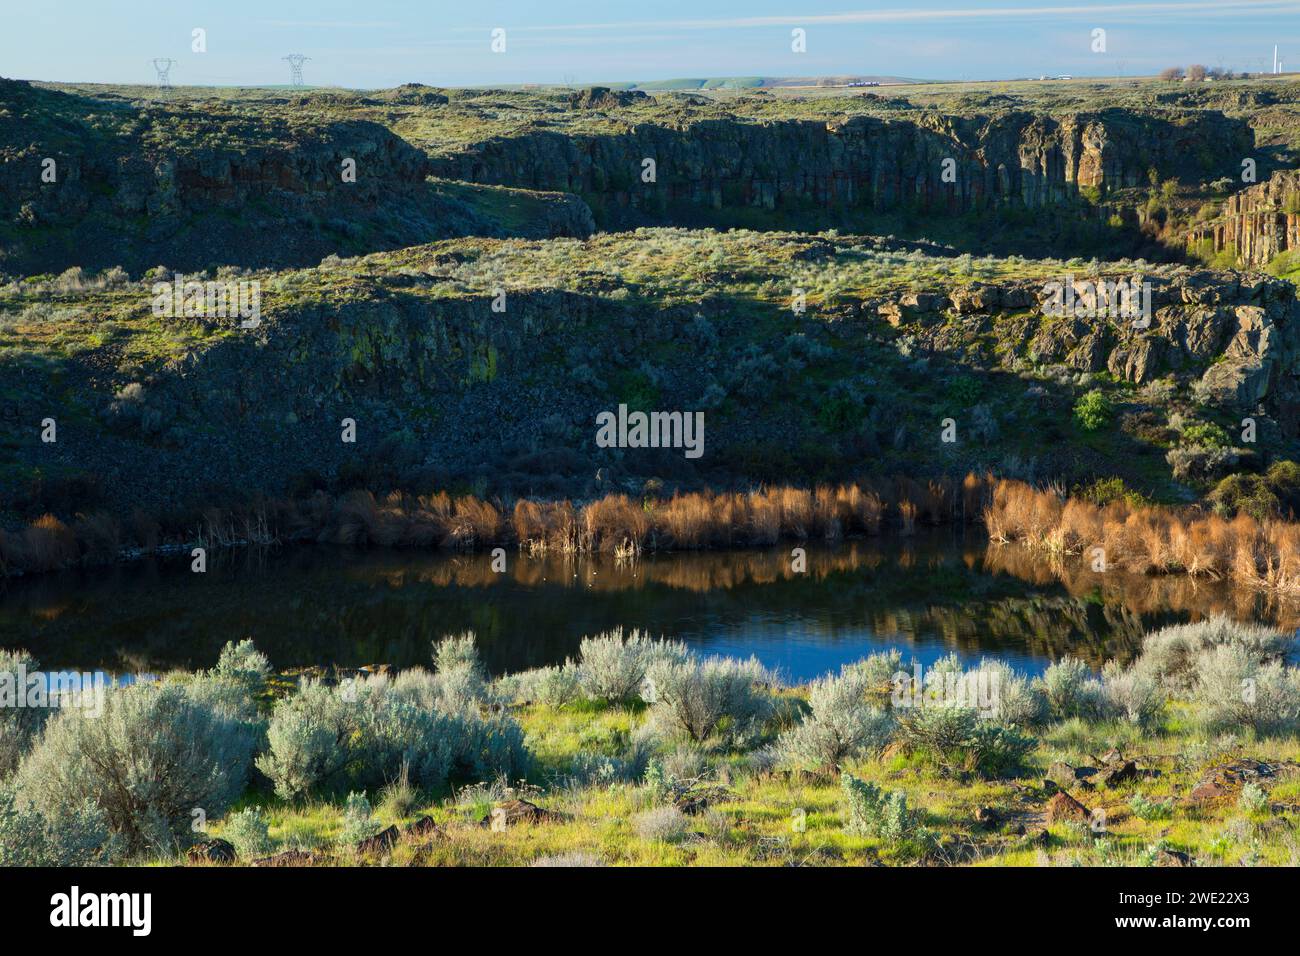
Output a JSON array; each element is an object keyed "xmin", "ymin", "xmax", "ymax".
[
  {"xmin": 406, "ymin": 815, "xmax": 442, "ymax": 839},
  {"xmin": 1154, "ymin": 848, "xmax": 1192, "ymax": 867},
  {"xmin": 1046, "ymin": 791, "xmax": 1091, "ymax": 824},
  {"xmin": 355, "ymin": 824, "xmax": 400, "ymax": 855},
  {"xmin": 1096, "ymin": 760, "xmax": 1139, "ymax": 789},
  {"xmin": 974, "ymin": 806, "xmax": 1003, "ymax": 827},
  {"xmin": 187, "ymin": 839, "xmax": 236, "ymax": 864},
  {"xmin": 1188, "ymin": 759, "xmax": 1279, "ymax": 804},
  {"xmin": 489, "ymin": 799, "xmax": 566, "ymax": 831}
]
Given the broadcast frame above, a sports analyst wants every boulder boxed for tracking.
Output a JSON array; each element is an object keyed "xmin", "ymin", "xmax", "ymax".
[
  {"xmin": 1096, "ymin": 760, "xmax": 1139, "ymax": 789},
  {"xmin": 489, "ymin": 799, "xmax": 566, "ymax": 831},
  {"xmin": 1154, "ymin": 848, "xmax": 1193, "ymax": 867},
  {"xmin": 406, "ymin": 815, "xmax": 443, "ymax": 839},
  {"xmin": 1107, "ymin": 336, "xmax": 1165, "ymax": 384},
  {"xmin": 1197, "ymin": 305, "xmax": 1279, "ymax": 406},
  {"xmin": 1046, "ymin": 791, "xmax": 1091, "ymax": 824},
  {"xmin": 355, "ymin": 824, "xmax": 400, "ymax": 855},
  {"xmin": 899, "ymin": 292, "xmax": 947, "ymax": 312},
  {"xmin": 187, "ymin": 839, "xmax": 236, "ymax": 864},
  {"xmin": 974, "ymin": 806, "xmax": 1003, "ymax": 827},
  {"xmin": 949, "ymin": 283, "xmax": 1001, "ymax": 313}
]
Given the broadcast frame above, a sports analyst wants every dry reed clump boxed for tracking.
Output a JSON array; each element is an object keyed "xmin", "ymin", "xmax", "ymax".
[{"xmin": 984, "ymin": 479, "xmax": 1300, "ymax": 594}]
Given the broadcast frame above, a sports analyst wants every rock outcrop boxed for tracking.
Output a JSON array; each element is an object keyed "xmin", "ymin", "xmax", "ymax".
[
  {"xmin": 1186, "ymin": 169, "xmax": 1300, "ymax": 267},
  {"xmin": 873, "ymin": 271, "xmax": 1300, "ymax": 432},
  {"xmin": 432, "ymin": 108, "xmax": 1251, "ymax": 223}
]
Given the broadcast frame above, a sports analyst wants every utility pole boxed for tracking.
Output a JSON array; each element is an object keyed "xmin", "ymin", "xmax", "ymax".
[
  {"xmin": 283, "ymin": 54, "xmax": 310, "ymax": 87},
  {"xmin": 152, "ymin": 58, "xmax": 175, "ymax": 89}
]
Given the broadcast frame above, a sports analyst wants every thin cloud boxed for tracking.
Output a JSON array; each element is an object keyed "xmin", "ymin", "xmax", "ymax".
[{"xmin": 476, "ymin": 1, "xmax": 1300, "ymax": 33}]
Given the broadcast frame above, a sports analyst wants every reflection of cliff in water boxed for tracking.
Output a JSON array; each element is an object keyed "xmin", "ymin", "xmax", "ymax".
[{"xmin": 2, "ymin": 530, "xmax": 1295, "ymax": 678}]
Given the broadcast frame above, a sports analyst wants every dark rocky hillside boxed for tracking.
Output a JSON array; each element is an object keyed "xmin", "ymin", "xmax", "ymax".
[{"xmin": 3, "ymin": 78, "xmax": 1300, "ymax": 528}]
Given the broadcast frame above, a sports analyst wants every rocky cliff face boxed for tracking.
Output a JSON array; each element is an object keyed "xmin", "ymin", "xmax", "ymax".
[
  {"xmin": 431, "ymin": 108, "xmax": 1250, "ymax": 222},
  {"xmin": 0, "ymin": 80, "xmax": 593, "ymax": 275},
  {"xmin": 1186, "ymin": 169, "xmax": 1300, "ymax": 267},
  {"xmin": 870, "ymin": 272, "xmax": 1300, "ymax": 436}
]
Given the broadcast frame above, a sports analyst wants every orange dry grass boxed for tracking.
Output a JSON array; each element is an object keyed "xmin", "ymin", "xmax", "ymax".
[{"xmin": 983, "ymin": 479, "xmax": 1300, "ymax": 594}]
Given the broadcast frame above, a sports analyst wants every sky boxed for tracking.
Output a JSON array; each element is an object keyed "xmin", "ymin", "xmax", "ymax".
[{"xmin": 2, "ymin": 0, "xmax": 1300, "ymax": 87}]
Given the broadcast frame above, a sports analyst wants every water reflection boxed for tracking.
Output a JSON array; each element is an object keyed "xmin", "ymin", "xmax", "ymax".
[{"xmin": 2, "ymin": 531, "xmax": 1295, "ymax": 681}]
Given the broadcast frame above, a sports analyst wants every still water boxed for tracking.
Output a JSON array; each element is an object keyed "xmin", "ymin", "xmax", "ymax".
[{"xmin": 2, "ymin": 531, "xmax": 1294, "ymax": 681}]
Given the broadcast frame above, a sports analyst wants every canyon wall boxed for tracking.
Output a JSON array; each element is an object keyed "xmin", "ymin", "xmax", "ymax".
[
  {"xmin": 1186, "ymin": 170, "xmax": 1300, "ymax": 267},
  {"xmin": 432, "ymin": 109, "xmax": 1251, "ymax": 221}
]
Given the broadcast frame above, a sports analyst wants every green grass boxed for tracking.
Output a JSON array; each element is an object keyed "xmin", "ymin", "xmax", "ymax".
[{"xmin": 175, "ymin": 694, "xmax": 1300, "ymax": 868}]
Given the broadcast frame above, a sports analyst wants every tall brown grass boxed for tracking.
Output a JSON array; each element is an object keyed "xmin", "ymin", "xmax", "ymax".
[
  {"xmin": 3, "ymin": 477, "xmax": 987, "ymax": 576},
  {"xmin": 984, "ymin": 478, "xmax": 1300, "ymax": 595}
]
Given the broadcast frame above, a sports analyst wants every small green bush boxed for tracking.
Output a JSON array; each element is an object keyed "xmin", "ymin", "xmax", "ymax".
[
  {"xmin": 895, "ymin": 705, "xmax": 1035, "ymax": 777},
  {"xmin": 1129, "ymin": 793, "xmax": 1174, "ymax": 821},
  {"xmin": 1073, "ymin": 389, "xmax": 1114, "ymax": 432},
  {"xmin": 775, "ymin": 666, "xmax": 895, "ymax": 771},
  {"xmin": 337, "ymin": 792, "xmax": 382, "ymax": 846},
  {"xmin": 645, "ymin": 654, "xmax": 773, "ymax": 747},
  {"xmin": 840, "ymin": 772, "xmax": 931, "ymax": 853},
  {"xmin": 222, "ymin": 807, "xmax": 274, "ymax": 859}
]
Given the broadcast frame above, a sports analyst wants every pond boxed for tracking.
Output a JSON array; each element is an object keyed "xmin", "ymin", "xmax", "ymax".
[{"xmin": 2, "ymin": 530, "xmax": 1295, "ymax": 682}]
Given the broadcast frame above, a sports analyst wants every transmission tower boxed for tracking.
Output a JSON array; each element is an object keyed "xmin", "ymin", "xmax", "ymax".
[
  {"xmin": 283, "ymin": 54, "xmax": 310, "ymax": 87},
  {"xmin": 152, "ymin": 58, "xmax": 176, "ymax": 89}
]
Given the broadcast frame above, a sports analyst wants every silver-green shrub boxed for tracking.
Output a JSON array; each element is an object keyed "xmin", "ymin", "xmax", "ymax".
[
  {"xmin": 14, "ymin": 680, "xmax": 256, "ymax": 855},
  {"xmin": 1100, "ymin": 660, "xmax": 1165, "ymax": 728},
  {"xmin": 775, "ymin": 666, "xmax": 894, "ymax": 771},
  {"xmin": 840, "ymin": 772, "xmax": 929, "ymax": 851},
  {"xmin": 1039, "ymin": 657, "xmax": 1104, "ymax": 720},
  {"xmin": 895, "ymin": 704, "xmax": 1035, "ymax": 777},
  {"xmin": 0, "ymin": 784, "xmax": 116, "ymax": 866},
  {"xmin": 1133, "ymin": 617, "xmax": 1294, "ymax": 693},
  {"xmin": 258, "ymin": 673, "xmax": 530, "ymax": 799},
  {"xmin": 429, "ymin": 634, "xmax": 492, "ymax": 712},
  {"xmin": 632, "ymin": 804, "xmax": 691, "ymax": 843},
  {"xmin": 0, "ymin": 649, "xmax": 48, "ymax": 779},
  {"xmin": 578, "ymin": 628, "xmax": 687, "ymax": 703},
  {"xmin": 257, "ymin": 678, "xmax": 355, "ymax": 799},
  {"xmin": 491, "ymin": 663, "xmax": 581, "ymax": 708},
  {"xmin": 337, "ymin": 791, "xmax": 382, "ymax": 846},
  {"xmin": 433, "ymin": 632, "xmax": 483, "ymax": 676},
  {"xmin": 965, "ymin": 659, "xmax": 1047, "ymax": 726},
  {"xmin": 222, "ymin": 807, "xmax": 274, "ymax": 859},
  {"xmin": 1190, "ymin": 645, "xmax": 1300, "ymax": 736},
  {"xmin": 644, "ymin": 654, "xmax": 773, "ymax": 746},
  {"xmin": 212, "ymin": 639, "xmax": 271, "ymax": 695},
  {"xmin": 534, "ymin": 662, "xmax": 583, "ymax": 708},
  {"xmin": 844, "ymin": 649, "xmax": 905, "ymax": 704}
]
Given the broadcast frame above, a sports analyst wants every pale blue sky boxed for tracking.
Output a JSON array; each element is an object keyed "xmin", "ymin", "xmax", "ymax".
[{"xmin": 2, "ymin": 0, "xmax": 1299, "ymax": 87}]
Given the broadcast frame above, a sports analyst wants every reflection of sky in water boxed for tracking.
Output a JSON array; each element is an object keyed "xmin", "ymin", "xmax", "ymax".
[
  {"xmin": 670, "ymin": 612, "xmax": 1047, "ymax": 683},
  {"xmin": 1, "ymin": 536, "xmax": 1286, "ymax": 683}
]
